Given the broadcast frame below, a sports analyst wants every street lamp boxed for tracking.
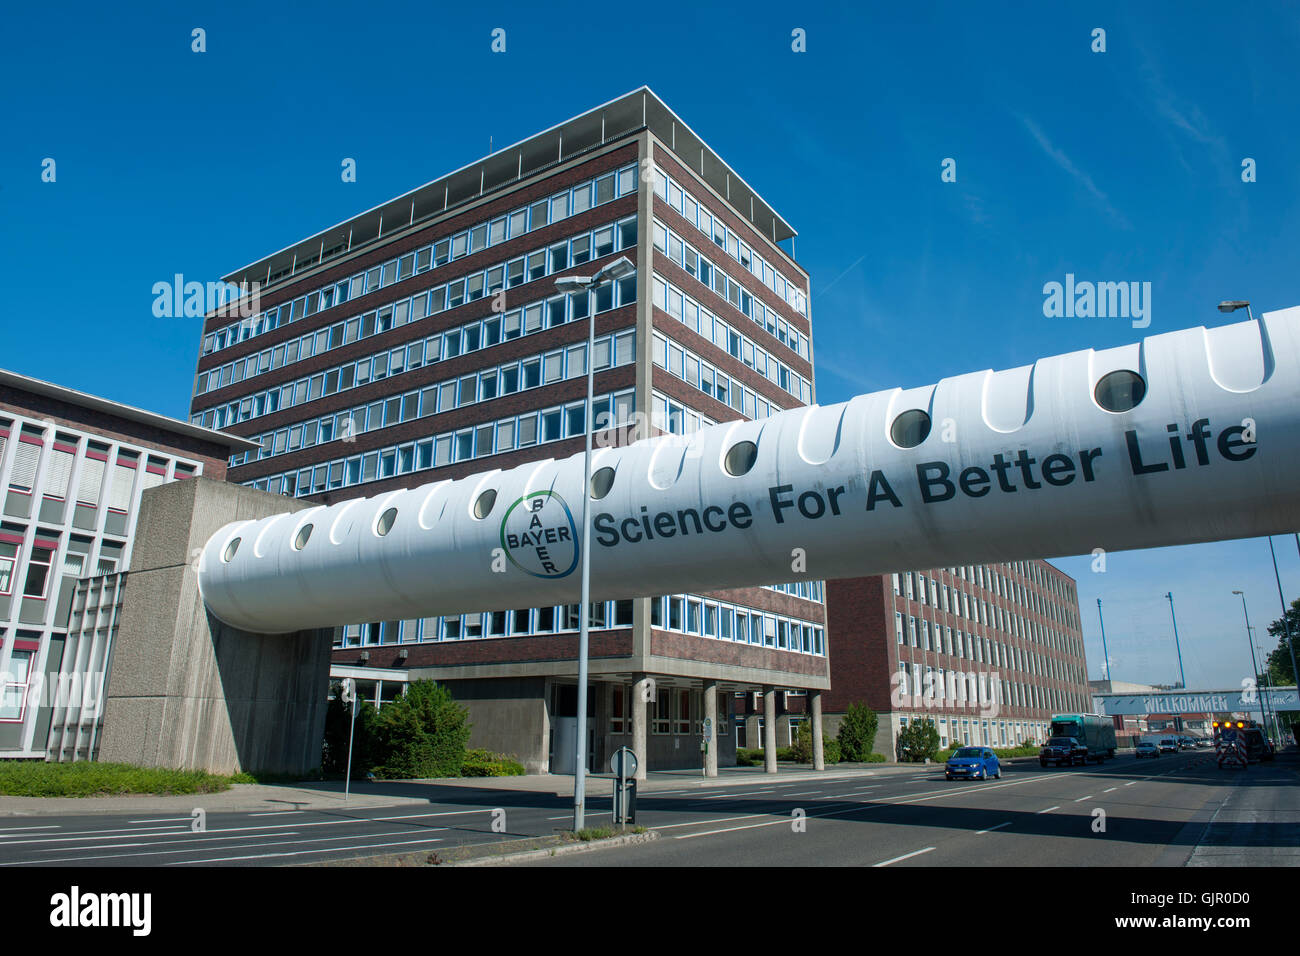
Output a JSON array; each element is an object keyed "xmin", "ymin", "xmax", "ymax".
[
  {"xmin": 1232, "ymin": 590, "xmax": 1268, "ymax": 727},
  {"xmin": 1164, "ymin": 592, "xmax": 1186, "ymax": 689},
  {"xmin": 1267, "ymin": 536, "xmax": 1300, "ymax": 740},
  {"xmin": 1218, "ymin": 300, "xmax": 1256, "ymax": 321},
  {"xmin": 1097, "ymin": 598, "xmax": 1113, "ymax": 684},
  {"xmin": 554, "ymin": 255, "xmax": 635, "ymax": 832}
]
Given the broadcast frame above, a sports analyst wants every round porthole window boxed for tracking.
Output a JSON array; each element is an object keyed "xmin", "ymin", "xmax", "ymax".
[
  {"xmin": 1094, "ymin": 370, "xmax": 1147, "ymax": 413},
  {"xmin": 293, "ymin": 524, "xmax": 313, "ymax": 551},
  {"xmin": 724, "ymin": 441, "xmax": 758, "ymax": 477},
  {"xmin": 376, "ymin": 507, "xmax": 398, "ymax": 537},
  {"xmin": 222, "ymin": 538, "xmax": 241, "ymax": 563},
  {"xmin": 474, "ymin": 489, "xmax": 497, "ymax": 519},
  {"xmin": 590, "ymin": 466, "xmax": 616, "ymax": 499},
  {"xmin": 890, "ymin": 409, "xmax": 932, "ymax": 448}
]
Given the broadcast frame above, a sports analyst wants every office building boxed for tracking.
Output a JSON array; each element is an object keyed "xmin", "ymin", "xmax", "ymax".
[
  {"xmin": 0, "ymin": 369, "xmax": 256, "ymax": 760},
  {"xmin": 825, "ymin": 561, "xmax": 1090, "ymax": 757},
  {"xmin": 188, "ymin": 88, "xmax": 826, "ymax": 772}
]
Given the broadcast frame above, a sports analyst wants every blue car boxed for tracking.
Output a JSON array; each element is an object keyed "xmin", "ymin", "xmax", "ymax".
[{"xmin": 946, "ymin": 746, "xmax": 1001, "ymax": 781}]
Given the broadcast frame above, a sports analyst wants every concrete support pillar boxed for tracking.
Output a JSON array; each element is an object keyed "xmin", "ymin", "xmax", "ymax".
[
  {"xmin": 812, "ymin": 691, "xmax": 825, "ymax": 771},
  {"xmin": 632, "ymin": 674, "xmax": 650, "ymax": 781},
  {"xmin": 763, "ymin": 686, "xmax": 778, "ymax": 774},
  {"xmin": 703, "ymin": 680, "xmax": 718, "ymax": 777},
  {"xmin": 98, "ymin": 477, "xmax": 334, "ymax": 775}
]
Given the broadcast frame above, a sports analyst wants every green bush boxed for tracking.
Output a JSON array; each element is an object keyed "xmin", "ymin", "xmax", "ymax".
[
  {"xmin": 792, "ymin": 721, "xmax": 842, "ymax": 764},
  {"xmin": 735, "ymin": 748, "xmax": 764, "ymax": 766},
  {"xmin": 837, "ymin": 702, "xmax": 879, "ymax": 762},
  {"xmin": 461, "ymin": 749, "xmax": 526, "ymax": 776},
  {"xmin": 898, "ymin": 718, "xmax": 941, "ymax": 762},
  {"xmin": 0, "ymin": 760, "xmax": 235, "ymax": 797},
  {"xmin": 371, "ymin": 681, "xmax": 472, "ymax": 779}
]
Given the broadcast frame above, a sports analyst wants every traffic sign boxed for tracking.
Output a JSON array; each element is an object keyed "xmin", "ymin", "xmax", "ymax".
[{"xmin": 610, "ymin": 746, "xmax": 638, "ymax": 779}]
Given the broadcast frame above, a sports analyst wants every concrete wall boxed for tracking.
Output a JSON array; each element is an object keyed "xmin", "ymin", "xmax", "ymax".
[
  {"xmin": 441, "ymin": 676, "xmax": 550, "ymax": 773},
  {"xmin": 98, "ymin": 477, "xmax": 335, "ymax": 775}
]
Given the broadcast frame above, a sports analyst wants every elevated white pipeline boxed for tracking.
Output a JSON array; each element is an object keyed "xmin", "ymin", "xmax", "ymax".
[{"xmin": 199, "ymin": 307, "xmax": 1300, "ymax": 634}]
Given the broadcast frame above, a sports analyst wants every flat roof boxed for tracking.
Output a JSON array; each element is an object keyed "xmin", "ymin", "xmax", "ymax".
[
  {"xmin": 0, "ymin": 367, "xmax": 261, "ymax": 453},
  {"xmin": 222, "ymin": 87, "xmax": 802, "ymax": 293}
]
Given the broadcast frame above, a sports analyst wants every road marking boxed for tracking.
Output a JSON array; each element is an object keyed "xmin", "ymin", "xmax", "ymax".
[
  {"xmin": 1074, "ymin": 795, "xmax": 1093, "ymax": 802},
  {"xmin": 249, "ymin": 811, "xmax": 305, "ymax": 817},
  {"xmin": 1103, "ymin": 787, "xmax": 1117, "ymax": 793},
  {"xmin": 873, "ymin": 847, "xmax": 935, "ymax": 867},
  {"xmin": 785, "ymin": 791, "xmax": 824, "ymax": 797},
  {"xmin": 128, "ymin": 817, "xmax": 193, "ymax": 824},
  {"xmin": 1037, "ymin": 806, "xmax": 1060, "ymax": 814},
  {"xmin": 0, "ymin": 826, "xmax": 60, "ymax": 833},
  {"xmin": 1125, "ymin": 781, "xmax": 1137, "ymax": 786},
  {"xmin": 976, "ymin": 822, "xmax": 1012, "ymax": 834},
  {"xmin": 165, "ymin": 834, "xmax": 448, "ymax": 865},
  {"xmin": 546, "ymin": 811, "xmax": 610, "ymax": 820}
]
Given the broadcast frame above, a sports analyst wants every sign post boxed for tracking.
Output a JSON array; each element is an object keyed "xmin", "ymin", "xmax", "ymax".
[
  {"xmin": 341, "ymin": 678, "xmax": 357, "ymax": 803},
  {"xmin": 610, "ymin": 746, "xmax": 638, "ymax": 826}
]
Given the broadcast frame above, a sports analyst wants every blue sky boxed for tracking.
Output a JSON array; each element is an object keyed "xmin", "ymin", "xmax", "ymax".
[{"xmin": 2, "ymin": 1, "xmax": 1298, "ymax": 690}]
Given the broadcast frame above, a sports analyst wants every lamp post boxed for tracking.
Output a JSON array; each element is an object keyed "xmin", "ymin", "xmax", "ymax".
[
  {"xmin": 1218, "ymin": 299, "xmax": 1255, "ymax": 321},
  {"xmin": 1097, "ymin": 598, "xmax": 1113, "ymax": 684},
  {"xmin": 553, "ymin": 255, "xmax": 635, "ymax": 832},
  {"xmin": 1164, "ymin": 592, "xmax": 1186, "ymax": 689},
  {"xmin": 1232, "ymin": 591, "xmax": 1268, "ymax": 727},
  {"xmin": 1267, "ymin": 536, "xmax": 1300, "ymax": 736}
]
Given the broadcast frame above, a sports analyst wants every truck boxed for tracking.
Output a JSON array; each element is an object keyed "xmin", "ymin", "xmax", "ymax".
[{"xmin": 1046, "ymin": 713, "xmax": 1117, "ymax": 763}]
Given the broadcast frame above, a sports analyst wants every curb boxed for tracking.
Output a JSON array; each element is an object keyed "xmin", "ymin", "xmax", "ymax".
[{"xmin": 452, "ymin": 830, "xmax": 659, "ymax": 866}]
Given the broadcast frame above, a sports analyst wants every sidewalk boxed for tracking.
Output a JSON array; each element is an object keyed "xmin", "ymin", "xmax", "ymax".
[{"xmin": 0, "ymin": 761, "xmax": 922, "ymax": 818}]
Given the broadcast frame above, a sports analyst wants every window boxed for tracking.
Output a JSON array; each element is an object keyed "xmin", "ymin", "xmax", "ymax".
[
  {"xmin": 0, "ymin": 542, "xmax": 16, "ymax": 594},
  {"xmin": 23, "ymin": 546, "xmax": 54, "ymax": 598},
  {"xmin": 0, "ymin": 652, "xmax": 31, "ymax": 722}
]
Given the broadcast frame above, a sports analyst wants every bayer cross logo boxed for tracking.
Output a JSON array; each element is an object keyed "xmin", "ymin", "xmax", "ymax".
[{"xmin": 500, "ymin": 490, "xmax": 579, "ymax": 578}]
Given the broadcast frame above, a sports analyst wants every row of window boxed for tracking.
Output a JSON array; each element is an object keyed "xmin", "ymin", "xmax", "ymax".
[
  {"xmin": 895, "ymin": 613, "xmax": 1084, "ymax": 686},
  {"xmin": 896, "ymin": 662, "xmax": 1085, "ymax": 714},
  {"xmin": 196, "ymin": 215, "xmax": 637, "ymax": 401},
  {"xmin": 236, "ymin": 329, "xmax": 636, "ymax": 466},
  {"xmin": 897, "ymin": 715, "xmax": 1054, "ymax": 749},
  {"xmin": 893, "ymin": 567, "xmax": 1081, "ymax": 656},
  {"xmin": 764, "ymin": 580, "xmax": 824, "ymax": 603},
  {"xmin": 651, "ymin": 274, "xmax": 811, "ymax": 406},
  {"xmin": 652, "ymin": 331, "xmax": 790, "ymax": 424},
  {"xmin": 243, "ymin": 386, "xmax": 637, "ymax": 498},
  {"xmin": 902, "ymin": 561, "xmax": 1079, "ymax": 628},
  {"xmin": 203, "ymin": 164, "xmax": 641, "ymax": 357},
  {"xmin": 650, "ymin": 391, "xmax": 715, "ymax": 438},
  {"xmin": 211, "ymin": 269, "xmax": 636, "ymax": 441},
  {"xmin": 333, "ymin": 592, "xmax": 824, "ymax": 657},
  {"xmin": 653, "ymin": 218, "xmax": 809, "ymax": 361},
  {"xmin": 651, "ymin": 164, "xmax": 808, "ymax": 318}
]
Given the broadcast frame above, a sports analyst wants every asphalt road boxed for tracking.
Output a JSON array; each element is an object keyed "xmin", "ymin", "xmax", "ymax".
[
  {"xmin": 522, "ymin": 750, "xmax": 1299, "ymax": 867},
  {"xmin": 0, "ymin": 750, "xmax": 1292, "ymax": 866}
]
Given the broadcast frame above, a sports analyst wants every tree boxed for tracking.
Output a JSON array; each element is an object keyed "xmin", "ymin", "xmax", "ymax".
[
  {"xmin": 836, "ymin": 702, "xmax": 879, "ymax": 762},
  {"xmin": 372, "ymin": 680, "xmax": 472, "ymax": 779},
  {"xmin": 898, "ymin": 718, "xmax": 940, "ymax": 762},
  {"xmin": 792, "ymin": 720, "xmax": 841, "ymax": 764},
  {"xmin": 1264, "ymin": 597, "xmax": 1299, "ymax": 686}
]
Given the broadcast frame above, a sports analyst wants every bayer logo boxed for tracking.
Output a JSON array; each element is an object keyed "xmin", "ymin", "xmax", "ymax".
[{"xmin": 499, "ymin": 490, "xmax": 579, "ymax": 578}]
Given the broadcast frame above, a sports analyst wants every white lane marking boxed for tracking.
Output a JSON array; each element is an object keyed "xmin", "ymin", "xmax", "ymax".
[
  {"xmin": 166, "ymin": 834, "xmax": 447, "ymax": 865},
  {"xmin": 0, "ymin": 826, "xmax": 188, "ymax": 846},
  {"xmin": 1074, "ymin": 795, "xmax": 1093, "ymax": 802},
  {"xmin": 1125, "ymin": 781, "xmax": 1137, "ymax": 786},
  {"xmin": 546, "ymin": 812, "xmax": 610, "ymax": 820},
  {"xmin": 0, "ymin": 826, "xmax": 60, "ymax": 833},
  {"xmin": 873, "ymin": 847, "xmax": 935, "ymax": 867},
  {"xmin": 249, "ymin": 811, "xmax": 305, "ymax": 817},
  {"xmin": 128, "ymin": 817, "xmax": 193, "ymax": 824},
  {"xmin": 785, "ymin": 791, "xmax": 824, "ymax": 797},
  {"xmin": 1, "ymin": 807, "xmax": 488, "ymax": 847},
  {"xmin": 976, "ymin": 822, "xmax": 1012, "ymax": 834},
  {"xmin": 1103, "ymin": 787, "xmax": 1117, "ymax": 793},
  {"xmin": 1037, "ymin": 806, "xmax": 1060, "ymax": 814},
  {"xmin": 6, "ymin": 828, "xmax": 445, "ymax": 867}
]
